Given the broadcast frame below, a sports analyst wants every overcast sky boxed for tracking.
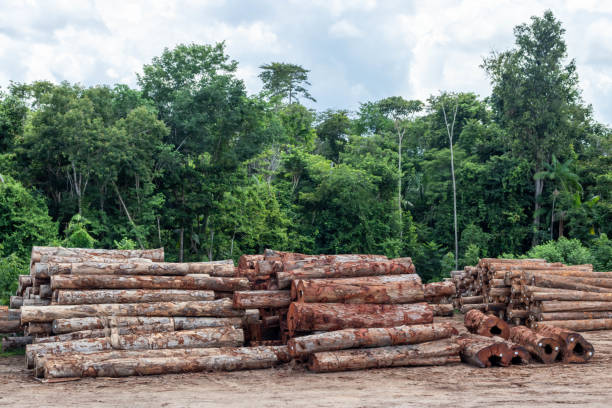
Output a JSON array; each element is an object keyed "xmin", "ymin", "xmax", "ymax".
[{"xmin": 1, "ymin": 0, "xmax": 611, "ymax": 124}]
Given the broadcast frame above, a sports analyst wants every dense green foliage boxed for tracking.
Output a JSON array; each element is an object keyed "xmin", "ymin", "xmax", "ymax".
[{"xmin": 0, "ymin": 11, "xmax": 610, "ymax": 301}]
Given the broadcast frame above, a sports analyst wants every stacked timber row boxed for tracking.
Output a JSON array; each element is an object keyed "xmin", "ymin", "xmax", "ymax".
[{"xmin": 504, "ymin": 264, "xmax": 612, "ymax": 331}]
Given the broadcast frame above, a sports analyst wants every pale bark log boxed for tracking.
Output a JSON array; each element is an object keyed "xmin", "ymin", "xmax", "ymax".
[
  {"xmin": 537, "ymin": 311, "xmax": 612, "ymax": 321},
  {"xmin": 423, "ymin": 281, "xmax": 456, "ymax": 300},
  {"xmin": 2, "ymin": 336, "xmax": 33, "ymax": 351},
  {"xmin": 287, "ymin": 302, "xmax": 433, "ymax": 334},
  {"xmin": 9, "ymin": 296, "xmax": 23, "ymax": 309},
  {"xmin": 51, "ymin": 275, "xmax": 249, "ymax": 291},
  {"xmin": 537, "ymin": 301, "xmax": 612, "ymax": 313},
  {"xmin": 55, "ymin": 289, "xmax": 215, "ymax": 305},
  {"xmin": 232, "ymin": 291, "xmax": 291, "ymax": 309},
  {"xmin": 431, "ymin": 304, "xmax": 454, "ymax": 316},
  {"xmin": 0, "ymin": 320, "xmax": 21, "ymax": 333},
  {"xmin": 31, "ymin": 247, "xmax": 164, "ymax": 264},
  {"xmin": 534, "ymin": 319, "xmax": 612, "ymax": 332}
]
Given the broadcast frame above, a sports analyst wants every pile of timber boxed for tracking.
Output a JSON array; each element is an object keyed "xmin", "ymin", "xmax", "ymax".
[{"xmin": 460, "ymin": 309, "xmax": 594, "ymax": 366}]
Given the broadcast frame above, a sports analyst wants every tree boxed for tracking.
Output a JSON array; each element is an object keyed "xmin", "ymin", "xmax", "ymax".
[
  {"xmin": 315, "ymin": 109, "xmax": 351, "ymax": 163},
  {"xmin": 440, "ymin": 96, "xmax": 459, "ymax": 269},
  {"xmin": 482, "ymin": 10, "xmax": 587, "ymax": 246},
  {"xmin": 376, "ymin": 97, "xmax": 423, "ymax": 238},
  {"xmin": 258, "ymin": 63, "xmax": 315, "ymax": 104}
]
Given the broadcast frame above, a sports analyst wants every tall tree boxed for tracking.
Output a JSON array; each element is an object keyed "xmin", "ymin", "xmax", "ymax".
[
  {"xmin": 482, "ymin": 10, "xmax": 586, "ymax": 245},
  {"xmin": 441, "ymin": 98, "xmax": 459, "ymax": 269},
  {"xmin": 259, "ymin": 63, "xmax": 315, "ymax": 104}
]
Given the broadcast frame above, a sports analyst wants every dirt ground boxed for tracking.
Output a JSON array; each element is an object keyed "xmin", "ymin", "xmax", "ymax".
[{"xmin": 2, "ymin": 315, "xmax": 612, "ymax": 408}]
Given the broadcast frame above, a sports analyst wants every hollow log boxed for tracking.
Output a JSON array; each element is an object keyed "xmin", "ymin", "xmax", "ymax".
[
  {"xmin": 307, "ymin": 338, "xmax": 461, "ymax": 372},
  {"xmin": 460, "ymin": 296, "xmax": 484, "ymax": 305},
  {"xmin": 21, "ymin": 299, "xmax": 246, "ymax": 323},
  {"xmin": 287, "ymin": 302, "xmax": 433, "ymax": 334},
  {"xmin": 537, "ymin": 311, "xmax": 612, "ymax": 321},
  {"xmin": 25, "ymin": 326, "xmax": 244, "ymax": 368},
  {"xmin": 55, "ymin": 289, "xmax": 215, "ymax": 305},
  {"xmin": 537, "ymin": 301, "xmax": 612, "ymax": 313},
  {"xmin": 2, "ymin": 335, "xmax": 33, "ymax": 351},
  {"xmin": 287, "ymin": 322, "xmax": 458, "ymax": 359},
  {"xmin": 295, "ymin": 275, "xmax": 424, "ymax": 304},
  {"xmin": 533, "ymin": 323, "xmax": 594, "ymax": 363},
  {"xmin": 431, "ymin": 304, "xmax": 454, "ymax": 316},
  {"xmin": 509, "ymin": 325, "xmax": 562, "ymax": 364},
  {"xmin": 423, "ymin": 281, "xmax": 456, "ymax": 300},
  {"xmin": 0, "ymin": 320, "xmax": 21, "ymax": 333},
  {"xmin": 455, "ymin": 334, "xmax": 513, "ymax": 368},
  {"xmin": 534, "ymin": 318, "xmax": 612, "ymax": 332},
  {"xmin": 41, "ymin": 346, "xmax": 288, "ymax": 379},
  {"xmin": 277, "ymin": 260, "xmax": 415, "ymax": 289},
  {"xmin": 9, "ymin": 296, "xmax": 23, "ymax": 309},
  {"xmin": 233, "ymin": 290, "xmax": 291, "ymax": 309},
  {"xmin": 464, "ymin": 309, "xmax": 510, "ymax": 339},
  {"xmin": 30, "ymin": 246, "xmax": 164, "ymax": 264},
  {"xmin": 50, "ymin": 275, "xmax": 249, "ymax": 291}
]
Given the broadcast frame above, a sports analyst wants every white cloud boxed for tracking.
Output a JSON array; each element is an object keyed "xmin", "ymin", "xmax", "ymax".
[{"xmin": 329, "ymin": 20, "xmax": 363, "ymax": 38}]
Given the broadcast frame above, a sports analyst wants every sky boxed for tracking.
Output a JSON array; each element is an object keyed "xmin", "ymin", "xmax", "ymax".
[{"xmin": 1, "ymin": 0, "xmax": 611, "ymax": 124}]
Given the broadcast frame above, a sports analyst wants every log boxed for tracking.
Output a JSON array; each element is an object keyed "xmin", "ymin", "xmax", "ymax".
[
  {"xmin": 41, "ymin": 346, "xmax": 288, "ymax": 379},
  {"xmin": 464, "ymin": 309, "xmax": 510, "ymax": 339},
  {"xmin": 17, "ymin": 275, "xmax": 32, "ymax": 295},
  {"xmin": 277, "ymin": 260, "xmax": 415, "ymax": 289},
  {"xmin": 51, "ymin": 275, "xmax": 249, "ymax": 291},
  {"xmin": 25, "ymin": 323, "xmax": 52, "ymax": 336},
  {"xmin": 281, "ymin": 254, "xmax": 390, "ymax": 271},
  {"xmin": 460, "ymin": 304, "xmax": 486, "ymax": 313},
  {"xmin": 3, "ymin": 309, "xmax": 21, "ymax": 320},
  {"xmin": 23, "ymin": 298, "xmax": 51, "ymax": 306},
  {"xmin": 30, "ymin": 247, "xmax": 164, "ymax": 264},
  {"xmin": 423, "ymin": 281, "xmax": 456, "ymax": 300},
  {"xmin": 35, "ymin": 261, "xmax": 235, "ymax": 278},
  {"xmin": 0, "ymin": 320, "xmax": 21, "ymax": 333},
  {"xmin": 38, "ymin": 255, "xmax": 153, "ymax": 266},
  {"xmin": 537, "ymin": 301, "xmax": 612, "ymax": 313},
  {"xmin": 39, "ymin": 284, "xmax": 52, "ymax": 298},
  {"xmin": 173, "ymin": 316, "xmax": 245, "ymax": 330},
  {"xmin": 307, "ymin": 338, "xmax": 461, "ymax": 372},
  {"xmin": 9, "ymin": 296, "xmax": 23, "ymax": 309},
  {"xmin": 534, "ymin": 319, "xmax": 612, "ymax": 332},
  {"xmin": 527, "ymin": 288, "xmax": 612, "ymax": 302},
  {"xmin": 522, "ymin": 269, "xmax": 612, "ymax": 279},
  {"xmin": 295, "ymin": 275, "xmax": 424, "ymax": 304},
  {"xmin": 509, "ymin": 325, "xmax": 562, "ymax": 364},
  {"xmin": 527, "ymin": 274, "xmax": 612, "ymax": 292},
  {"xmin": 287, "ymin": 323, "xmax": 458, "ymax": 359},
  {"xmin": 431, "ymin": 304, "xmax": 454, "ymax": 316},
  {"xmin": 21, "ymin": 299, "xmax": 246, "ymax": 323},
  {"xmin": 233, "ymin": 290, "xmax": 291, "ymax": 309},
  {"xmin": 2, "ymin": 336, "xmax": 33, "ymax": 351},
  {"xmin": 25, "ymin": 326, "xmax": 244, "ymax": 368},
  {"xmin": 287, "ymin": 302, "xmax": 433, "ymax": 334},
  {"xmin": 537, "ymin": 311, "xmax": 612, "ymax": 321},
  {"xmin": 460, "ymin": 296, "xmax": 484, "ymax": 305},
  {"xmin": 55, "ymin": 289, "xmax": 215, "ymax": 305},
  {"xmin": 533, "ymin": 323, "xmax": 594, "ymax": 363},
  {"xmin": 455, "ymin": 334, "xmax": 513, "ymax": 367}
]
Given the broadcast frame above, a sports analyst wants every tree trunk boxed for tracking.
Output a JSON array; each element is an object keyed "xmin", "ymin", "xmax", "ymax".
[
  {"xmin": 232, "ymin": 291, "xmax": 291, "ymax": 309},
  {"xmin": 2, "ymin": 336, "xmax": 33, "ymax": 351},
  {"xmin": 179, "ymin": 227, "xmax": 184, "ymax": 263},
  {"xmin": 423, "ymin": 281, "xmax": 456, "ymax": 300},
  {"xmin": 276, "ymin": 259, "xmax": 415, "ymax": 289},
  {"xmin": 536, "ymin": 301, "xmax": 612, "ymax": 313},
  {"xmin": 26, "ymin": 326, "xmax": 244, "ymax": 368},
  {"xmin": 24, "ymin": 323, "xmax": 53, "ymax": 336},
  {"xmin": 0, "ymin": 320, "xmax": 21, "ymax": 333},
  {"xmin": 526, "ymin": 275, "xmax": 612, "ymax": 293},
  {"xmin": 537, "ymin": 311, "xmax": 612, "ymax": 321},
  {"xmin": 21, "ymin": 299, "xmax": 248, "ymax": 324},
  {"xmin": 459, "ymin": 296, "xmax": 484, "ymax": 305},
  {"xmin": 295, "ymin": 275, "xmax": 424, "ymax": 304},
  {"xmin": 528, "ymin": 289, "xmax": 612, "ymax": 302},
  {"xmin": 9, "ymin": 296, "xmax": 23, "ymax": 309},
  {"xmin": 398, "ymin": 131, "xmax": 403, "ymax": 239},
  {"xmin": 431, "ymin": 304, "xmax": 454, "ymax": 316},
  {"xmin": 50, "ymin": 275, "xmax": 249, "ymax": 291},
  {"xmin": 286, "ymin": 302, "xmax": 433, "ymax": 334},
  {"xmin": 308, "ymin": 338, "xmax": 461, "ymax": 372},
  {"xmin": 455, "ymin": 334, "xmax": 513, "ymax": 368},
  {"xmin": 41, "ymin": 346, "xmax": 288, "ymax": 379},
  {"xmin": 55, "ymin": 289, "xmax": 215, "ymax": 305},
  {"xmin": 464, "ymin": 309, "xmax": 510, "ymax": 339},
  {"xmin": 509, "ymin": 325, "xmax": 562, "ymax": 364},
  {"xmin": 35, "ymin": 261, "xmax": 234, "ymax": 278},
  {"xmin": 30, "ymin": 247, "xmax": 164, "ymax": 264},
  {"xmin": 287, "ymin": 322, "xmax": 457, "ymax": 359},
  {"xmin": 533, "ymin": 323, "xmax": 594, "ymax": 363},
  {"xmin": 534, "ymin": 319, "xmax": 612, "ymax": 332},
  {"xmin": 280, "ymin": 254, "xmax": 389, "ymax": 271},
  {"xmin": 533, "ymin": 176, "xmax": 545, "ymax": 246}
]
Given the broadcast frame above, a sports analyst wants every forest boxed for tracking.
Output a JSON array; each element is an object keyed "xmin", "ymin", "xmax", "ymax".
[{"xmin": 0, "ymin": 11, "xmax": 610, "ymax": 303}]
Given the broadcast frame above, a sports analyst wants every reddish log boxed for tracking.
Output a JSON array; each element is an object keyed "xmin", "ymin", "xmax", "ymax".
[
  {"xmin": 509, "ymin": 325, "xmax": 562, "ymax": 364},
  {"xmin": 232, "ymin": 290, "xmax": 291, "ymax": 309},
  {"xmin": 534, "ymin": 318, "xmax": 612, "ymax": 332},
  {"xmin": 455, "ymin": 334, "xmax": 513, "ymax": 368},
  {"xmin": 533, "ymin": 323, "xmax": 594, "ymax": 363},
  {"xmin": 50, "ymin": 275, "xmax": 249, "ymax": 291},
  {"xmin": 423, "ymin": 281, "xmax": 456, "ymax": 300},
  {"xmin": 464, "ymin": 309, "xmax": 510, "ymax": 339}
]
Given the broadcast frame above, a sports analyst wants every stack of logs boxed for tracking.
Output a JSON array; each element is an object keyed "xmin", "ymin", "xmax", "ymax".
[{"xmin": 451, "ymin": 258, "xmax": 612, "ymax": 332}]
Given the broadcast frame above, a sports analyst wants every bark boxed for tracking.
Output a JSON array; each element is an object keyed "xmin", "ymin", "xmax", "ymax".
[
  {"xmin": 39, "ymin": 284, "xmax": 52, "ymax": 299},
  {"xmin": 526, "ymin": 274, "xmax": 612, "ymax": 292},
  {"xmin": 41, "ymin": 346, "xmax": 288, "ymax": 379},
  {"xmin": 35, "ymin": 261, "xmax": 234, "ymax": 278},
  {"xmin": 423, "ymin": 281, "xmax": 456, "ymax": 300},
  {"xmin": 308, "ymin": 338, "xmax": 461, "ymax": 372},
  {"xmin": 38, "ymin": 255, "xmax": 153, "ymax": 266},
  {"xmin": 277, "ymin": 260, "xmax": 415, "ymax": 289},
  {"xmin": 537, "ymin": 311, "xmax": 612, "ymax": 321},
  {"xmin": 534, "ymin": 319, "xmax": 612, "ymax": 332},
  {"xmin": 287, "ymin": 302, "xmax": 433, "ymax": 334},
  {"xmin": 9, "ymin": 296, "xmax": 23, "ymax": 309},
  {"xmin": 533, "ymin": 323, "xmax": 594, "ymax": 363},
  {"xmin": 0, "ymin": 309, "xmax": 20, "ymax": 321},
  {"xmin": 30, "ymin": 246, "xmax": 164, "ymax": 264},
  {"xmin": 0, "ymin": 320, "xmax": 21, "ymax": 333},
  {"xmin": 460, "ymin": 304, "xmax": 487, "ymax": 313},
  {"xmin": 287, "ymin": 322, "xmax": 458, "ymax": 359},
  {"xmin": 22, "ymin": 298, "xmax": 51, "ymax": 306},
  {"xmin": 464, "ymin": 309, "xmax": 510, "ymax": 339},
  {"xmin": 238, "ymin": 255, "xmax": 264, "ymax": 269},
  {"xmin": 25, "ymin": 323, "xmax": 53, "ymax": 336},
  {"xmin": 233, "ymin": 291, "xmax": 291, "ymax": 309},
  {"xmin": 17, "ymin": 275, "xmax": 32, "ymax": 295},
  {"xmin": 537, "ymin": 301, "xmax": 612, "ymax": 313},
  {"xmin": 21, "ymin": 299, "xmax": 247, "ymax": 323},
  {"xmin": 2, "ymin": 336, "xmax": 32, "ymax": 351},
  {"xmin": 528, "ymin": 289, "xmax": 612, "ymax": 302},
  {"xmin": 33, "ymin": 325, "xmax": 175, "ymax": 344},
  {"xmin": 26, "ymin": 326, "xmax": 244, "ymax": 368},
  {"xmin": 455, "ymin": 334, "xmax": 513, "ymax": 368},
  {"xmin": 431, "ymin": 304, "xmax": 454, "ymax": 316},
  {"xmin": 280, "ymin": 254, "xmax": 389, "ymax": 271},
  {"xmin": 459, "ymin": 296, "xmax": 484, "ymax": 305},
  {"xmin": 295, "ymin": 275, "xmax": 424, "ymax": 304},
  {"xmin": 55, "ymin": 289, "xmax": 215, "ymax": 305},
  {"xmin": 509, "ymin": 325, "xmax": 562, "ymax": 364},
  {"xmin": 50, "ymin": 275, "xmax": 249, "ymax": 291}
]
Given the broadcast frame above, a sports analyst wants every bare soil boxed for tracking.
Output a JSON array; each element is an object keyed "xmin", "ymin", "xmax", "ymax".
[{"xmin": 2, "ymin": 315, "xmax": 611, "ymax": 408}]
